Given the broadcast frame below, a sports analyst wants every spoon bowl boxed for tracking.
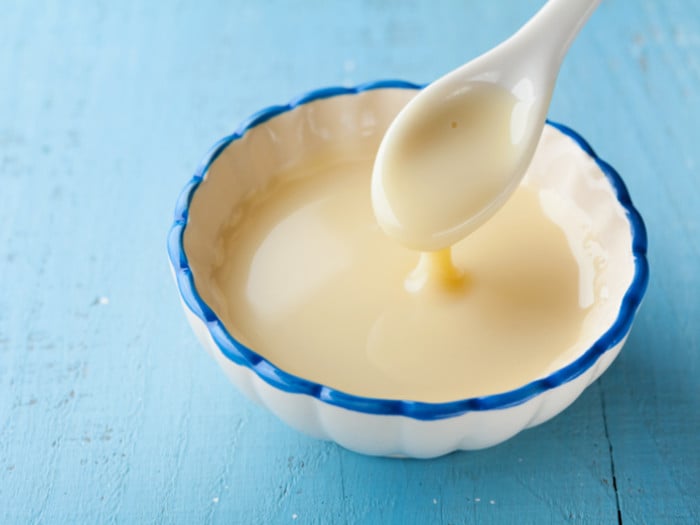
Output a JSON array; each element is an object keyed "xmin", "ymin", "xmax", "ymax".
[{"xmin": 372, "ymin": 0, "xmax": 602, "ymax": 251}]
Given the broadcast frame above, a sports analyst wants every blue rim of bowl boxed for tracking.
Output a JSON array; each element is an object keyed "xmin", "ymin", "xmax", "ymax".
[{"xmin": 167, "ymin": 80, "xmax": 649, "ymax": 421}]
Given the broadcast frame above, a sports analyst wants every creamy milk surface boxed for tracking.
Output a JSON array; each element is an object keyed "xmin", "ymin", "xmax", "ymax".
[{"xmin": 210, "ymin": 157, "xmax": 596, "ymax": 402}]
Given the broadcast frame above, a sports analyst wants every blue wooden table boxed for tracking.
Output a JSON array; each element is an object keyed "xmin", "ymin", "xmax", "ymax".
[{"xmin": 1, "ymin": 1, "xmax": 698, "ymax": 523}]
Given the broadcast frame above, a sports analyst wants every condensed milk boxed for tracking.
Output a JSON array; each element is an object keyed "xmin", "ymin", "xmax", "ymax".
[{"xmin": 209, "ymin": 153, "xmax": 597, "ymax": 402}]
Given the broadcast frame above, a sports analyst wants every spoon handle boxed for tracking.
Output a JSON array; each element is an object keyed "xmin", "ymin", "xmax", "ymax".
[{"xmin": 515, "ymin": 0, "xmax": 602, "ymax": 70}]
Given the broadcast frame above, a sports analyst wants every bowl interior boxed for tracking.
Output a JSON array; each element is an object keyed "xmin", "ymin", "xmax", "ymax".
[{"xmin": 179, "ymin": 86, "xmax": 641, "ymax": 407}]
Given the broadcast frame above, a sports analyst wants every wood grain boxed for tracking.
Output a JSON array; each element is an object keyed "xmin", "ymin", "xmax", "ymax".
[{"xmin": 0, "ymin": 0, "xmax": 697, "ymax": 523}]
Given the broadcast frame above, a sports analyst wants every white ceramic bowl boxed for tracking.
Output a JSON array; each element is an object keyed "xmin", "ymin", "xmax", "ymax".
[{"xmin": 168, "ymin": 81, "xmax": 648, "ymax": 458}]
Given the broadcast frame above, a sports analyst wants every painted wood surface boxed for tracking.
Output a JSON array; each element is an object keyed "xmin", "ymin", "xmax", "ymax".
[{"xmin": 1, "ymin": 1, "xmax": 698, "ymax": 523}]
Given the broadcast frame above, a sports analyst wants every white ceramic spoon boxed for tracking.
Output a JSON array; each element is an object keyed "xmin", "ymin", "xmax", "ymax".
[{"xmin": 372, "ymin": 0, "xmax": 601, "ymax": 251}]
